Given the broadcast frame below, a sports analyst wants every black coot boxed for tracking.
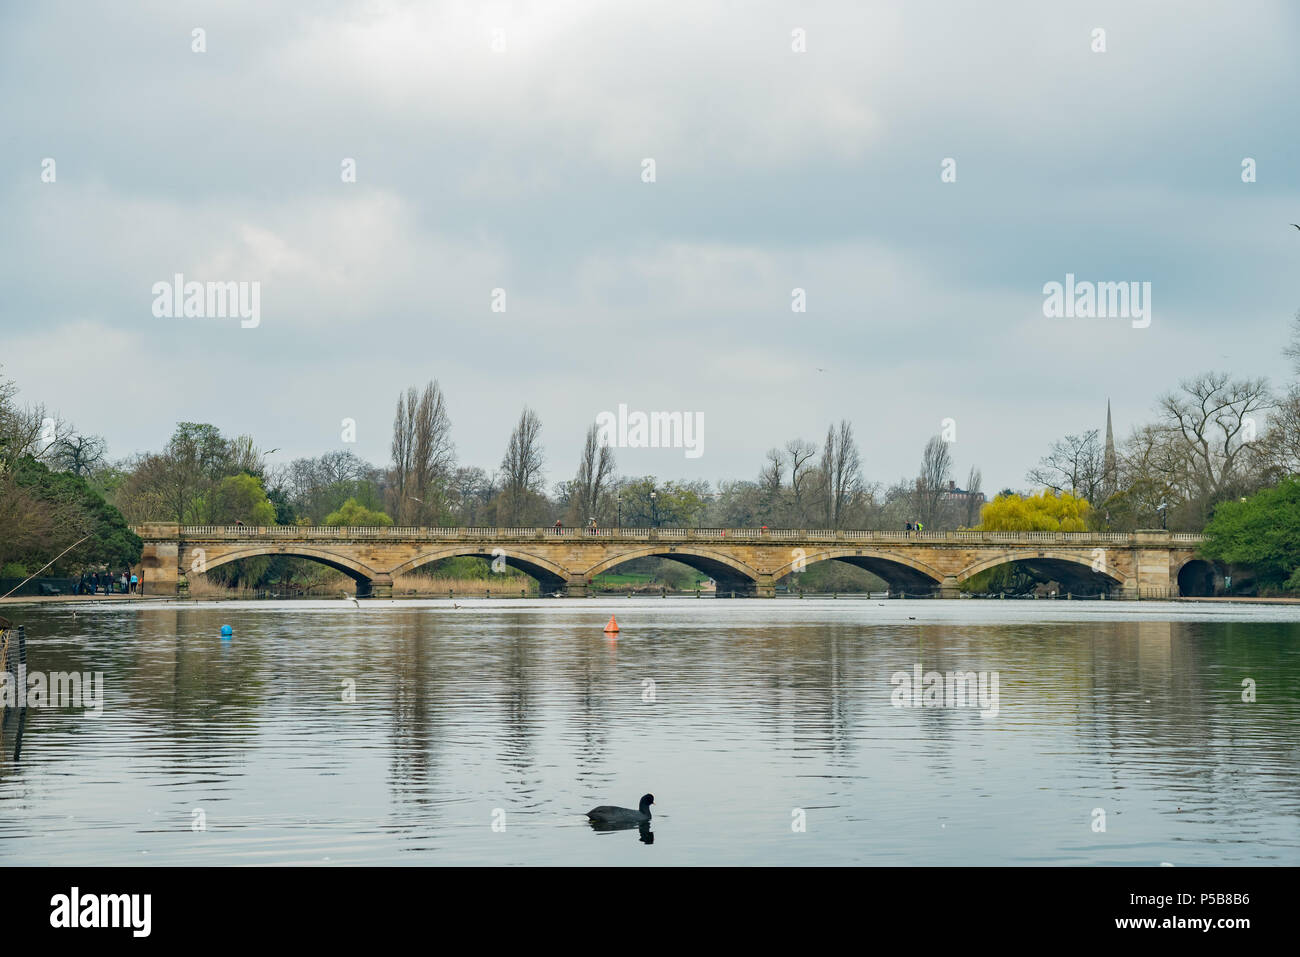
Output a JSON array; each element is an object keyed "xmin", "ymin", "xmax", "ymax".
[{"xmin": 587, "ymin": 793, "xmax": 654, "ymax": 825}]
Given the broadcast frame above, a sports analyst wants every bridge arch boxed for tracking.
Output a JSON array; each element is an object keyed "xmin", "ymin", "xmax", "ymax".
[
  {"xmin": 957, "ymin": 551, "xmax": 1124, "ymax": 593},
  {"xmin": 1174, "ymin": 556, "xmax": 1219, "ymax": 597},
  {"xmin": 390, "ymin": 547, "xmax": 570, "ymax": 591},
  {"xmin": 190, "ymin": 545, "xmax": 383, "ymax": 585},
  {"xmin": 582, "ymin": 546, "xmax": 761, "ymax": 587},
  {"xmin": 770, "ymin": 548, "xmax": 945, "ymax": 592}
]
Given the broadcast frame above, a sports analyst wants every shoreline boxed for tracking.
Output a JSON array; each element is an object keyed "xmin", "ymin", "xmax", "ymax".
[
  {"xmin": 0, "ymin": 594, "xmax": 171, "ymax": 605},
  {"xmin": 5, "ymin": 593, "xmax": 1300, "ymax": 607},
  {"xmin": 1169, "ymin": 595, "xmax": 1300, "ymax": 604}
]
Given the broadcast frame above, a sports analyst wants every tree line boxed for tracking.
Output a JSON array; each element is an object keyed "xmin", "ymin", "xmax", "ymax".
[
  {"xmin": 1025, "ymin": 316, "xmax": 1300, "ymax": 533},
  {"xmin": 5, "ymin": 311, "xmax": 1300, "ymax": 584}
]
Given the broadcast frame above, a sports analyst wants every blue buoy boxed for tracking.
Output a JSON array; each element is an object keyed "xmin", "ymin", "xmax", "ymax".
[{"xmin": 220, "ymin": 625, "xmax": 233, "ymax": 638}]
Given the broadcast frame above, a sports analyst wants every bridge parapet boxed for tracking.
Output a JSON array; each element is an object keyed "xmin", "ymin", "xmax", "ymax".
[
  {"xmin": 134, "ymin": 524, "xmax": 1202, "ymax": 547},
  {"xmin": 129, "ymin": 525, "xmax": 1203, "ymax": 599}
]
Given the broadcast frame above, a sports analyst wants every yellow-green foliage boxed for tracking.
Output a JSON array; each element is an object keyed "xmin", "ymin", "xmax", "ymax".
[
  {"xmin": 323, "ymin": 497, "xmax": 393, "ymax": 526},
  {"xmin": 206, "ymin": 473, "xmax": 277, "ymax": 525},
  {"xmin": 977, "ymin": 490, "xmax": 1091, "ymax": 531}
]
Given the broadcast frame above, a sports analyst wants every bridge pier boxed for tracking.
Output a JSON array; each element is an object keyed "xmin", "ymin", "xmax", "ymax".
[
  {"xmin": 564, "ymin": 579, "xmax": 588, "ymax": 598},
  {"xmin": 940, "ymin": 575, "xmax": 961, "ymax": 599},
  {"xmin": 150, "ymin": 579, "xmax": 179, "ymax": 597},
  {"xmin": 357, "ymin": 577, "xmax": 393, "ymax": 599},
  {"xmin": 716, "ymin": 578, "xmax": 775, "ymax": 598},
  {"xmin": 139, "ymin": 539, "xmax": 179, "ymax": 596}
]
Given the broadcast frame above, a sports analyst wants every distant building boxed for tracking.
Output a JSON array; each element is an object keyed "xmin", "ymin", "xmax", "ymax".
[{"xmin": 941, "ymin": 480, "xmax": 985, "ymax": 508}]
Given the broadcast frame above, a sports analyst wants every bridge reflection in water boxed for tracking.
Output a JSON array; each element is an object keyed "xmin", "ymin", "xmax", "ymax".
[{"xmin": 132, "ymin": 525, "xmax": 1210, "ymax": 600}]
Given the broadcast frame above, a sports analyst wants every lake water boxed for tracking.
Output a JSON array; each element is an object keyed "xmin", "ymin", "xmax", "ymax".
[{"xmin": 1, "ymin": 599, "xmax": 1297, "ymax": 866}]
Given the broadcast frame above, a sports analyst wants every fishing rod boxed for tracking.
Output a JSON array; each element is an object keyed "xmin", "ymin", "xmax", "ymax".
[{"xmin": 0, "ymin": 532, "xmax": 93, "ymax": 601}]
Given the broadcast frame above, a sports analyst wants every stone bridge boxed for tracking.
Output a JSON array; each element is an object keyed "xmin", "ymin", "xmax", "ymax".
[{"xmin": 132, "ymin": 525, "xmax": 1209, "ymax": 599}]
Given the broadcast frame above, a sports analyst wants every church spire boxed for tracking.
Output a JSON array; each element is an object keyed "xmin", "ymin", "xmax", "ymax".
[{"xmin": 1103, "ymin": 399, "xmax": 1117, "ymax": 496}]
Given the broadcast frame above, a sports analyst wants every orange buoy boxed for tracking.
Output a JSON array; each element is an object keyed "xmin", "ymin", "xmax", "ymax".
[{"xmin": 603, "ymin": 615, "xmax": 620, "ymax": 633}]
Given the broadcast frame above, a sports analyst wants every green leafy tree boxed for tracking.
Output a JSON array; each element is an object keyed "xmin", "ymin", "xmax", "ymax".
[
  {"xmin": 617, "ymin": 477, "xmax": 709, "ymax": 527},
  {"xmin": 1, "ymin": 456, "xmax": 141, "ymax": 574},
  {"xmin": 117, "ymin": 422, "xmax": 229, "ymax": 522},
  {"xmin": 266, "ymin": 484, "xmax": 297, "ymax": 525},
  {"xmin": 1200, "ymin": 479, "xmax": 1300, "ymax": 588},
  {"xmin": 204, "ymin": 473, "xmax": 277, "ymax": 525}
]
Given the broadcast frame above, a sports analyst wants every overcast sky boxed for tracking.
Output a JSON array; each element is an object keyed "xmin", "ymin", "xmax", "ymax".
[{"xmin": 2, "ymin": 0, "xmax": 1297, "ymax": 494}]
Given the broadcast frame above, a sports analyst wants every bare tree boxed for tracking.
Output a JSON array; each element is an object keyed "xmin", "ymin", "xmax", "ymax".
[
  {"xmin": 963, "ymin": 465, "xmax": 983, "ymax": 527},
  {"xmin": 449, "ymin": 466, "xmax": 494, "ymax": 525},
  {"xmin": 499, "ymin": 406, "xmax": 545, "ymax": 524},
  {"xmin": 784, "ymin": 438, "xmax": 818, "ymax": 525},
  {"xmin": 757, "ymin": 448, "xmax": 784, "ymax": 522},
  {"xmin": 1109, "ymin": 424, "xmax": 1185, "ymax": 529},
  {"xmin": 1027, "ymin": 430, "xmax": 1105, "ymax": 503},
  {"xmin": 1156, "ymin": 372, "xmax": 1272, "ymax": 504},
  {"xmin": 277, "ymin": 449, "xmax": 384, "ymax": 522},
  {"xmin": 112, "ymin": 453, "xmax": 169, "ymax": 523},
  {"xmin": 570, "ymin": 422, "xmax": 616, "ymax": 524},
  {"xmin": 0, "ymin": 369, "xmax": 67, "ymax": 465},
  {"xmin": 50, "ymin": 433, "xmax": 108, "ymax": 477},
  {"xmin": 914, "ymin": 435, "xmax": 953, "ymax": 528},
  {"xmin": 1258, "ymin": 385, "xmax": 1300, "ymax": 477},
  {"xmin": 317, "ymin": 449, "xmax": 371, "ymax": 486},
  {"xmin": 388, "ymin": 381, "xmax": 455, "ymax": 525},
  {"xmin": 1283, "ymin": 309, "xmax": 1300, "ymax": 377},
  {"xmin": 226, "ymin": 434, "xmax": 266, "ymax": 476},
  {"xmin": 820, "ymin": 420, "xmax": 862, "ymax": 529}
]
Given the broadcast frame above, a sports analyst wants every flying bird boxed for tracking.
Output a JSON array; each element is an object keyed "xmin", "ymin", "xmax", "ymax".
[
  {"xmin": 340, "ymin": 592, "xmax": 360, "ymax": 608},
  {"xmin": 1292, "ymin": 224, "xmax": 1300, "ymax": 230}
]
